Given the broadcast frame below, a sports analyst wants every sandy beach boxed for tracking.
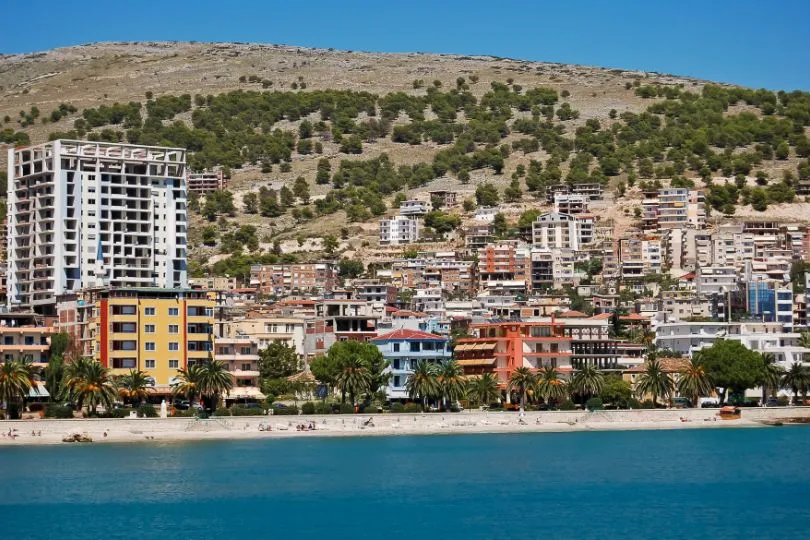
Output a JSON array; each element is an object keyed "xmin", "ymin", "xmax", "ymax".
[{"xmin": 1, "ymin": 407, "xmax": 808, "ymax": 446}]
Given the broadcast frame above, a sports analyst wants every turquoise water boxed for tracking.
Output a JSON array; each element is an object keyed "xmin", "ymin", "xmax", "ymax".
[{"xmin": 1, "ymin": 427, "xmax": 809, "ymax": 539}]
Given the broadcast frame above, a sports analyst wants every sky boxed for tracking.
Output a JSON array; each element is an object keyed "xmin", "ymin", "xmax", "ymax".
[{"xmin": 1, "ymin": 0, "xmax": 809, "ymax": 90}]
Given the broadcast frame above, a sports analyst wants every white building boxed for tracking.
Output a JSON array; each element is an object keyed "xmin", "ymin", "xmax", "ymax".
[
  {"xmin": 553, "ymin": 193, "xmax": 588, "ymax": 215},
  {"xmin": 695, "ymin": 266, "xmax": 738, "ymax": 296},
  {"xmin": 531, "ymin": 212, "xmax": 593, "ymax": 251},
  {"xmin": 379, "ymin": 215, "xmax": 420, "ymax": 245},
  {"xmin": 398, "ymin": 200, "xmax": 428, "ymax": 216},
  {"xmin": 7, "ymin": 140, "xmax": 187, "ymax": 313}
]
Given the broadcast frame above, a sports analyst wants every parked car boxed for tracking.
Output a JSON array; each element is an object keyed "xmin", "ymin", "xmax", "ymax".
[{"xmin": 672, "ymin": 397, "xmax": 692, "ymax": 409}]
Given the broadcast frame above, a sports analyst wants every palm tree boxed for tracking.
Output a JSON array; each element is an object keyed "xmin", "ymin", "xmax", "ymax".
[
  {"xmin": 759, "ymin": 353, "xmax": 784, "ymax": 406},
  {"xmin": 635, "ymin": 357, "xmax": 674, "ymax": 407},
  {"xmin": 677, "ymin": 357, "xmax": 714, "ymax": 407},
  {"xmin": 0, "ymin": 360, "xmax": 34, "ymax": 419},
  {"xmin": 781, "ymin": 362, "xmax": 810, "ymax": 405},
  {"xmin": 335, "ymin": 357, "xmax": 371, "ymax": 407},
  {"xmin": 798, "ymin": 331, "xmax": 810, "ymax": 350},
  {"xmin": 172, "ymin": 364, "xmax": 203, "ymax": 407},
  {"xmin": 570, "ymin": 364, "xmax": 605, "ymax": 401},
  {"xmin": 536, "ymin": 366, "xmax": 568, "ymax": 408},
  {"xmin": 64, "ymin": 357, "xmax": 118, "ymax": 415},
  {"xmin": 405, "ymin": 360, "xmax": 439, "ymax": 410},
  {"xmin": 117, "ymin": 369, "xmax": 152, "ymax": 406},
  {"xmin": 197, "ymin": 360, "xmax": 234, "ymax": 411},
  {"xmin": 467, "ymin": 373, "xmax": 500, "ymax": 408},
  {"xmin": 438, "ymin": 360, "xmax": 466, "ymax": 410},
  {"xmin": 508, "ymin": 367, "xmax": 536, "ymax": 413}
]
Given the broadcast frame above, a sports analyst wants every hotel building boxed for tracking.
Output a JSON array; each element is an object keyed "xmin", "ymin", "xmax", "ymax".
[{"xmin": 7, "ymin": 140, "xmax": 188, "ymax": 314}]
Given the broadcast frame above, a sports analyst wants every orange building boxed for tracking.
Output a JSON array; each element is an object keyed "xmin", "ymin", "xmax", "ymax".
[{"xmin": 454, "ymin": 321, "xmax": 573, "ymax": 387}]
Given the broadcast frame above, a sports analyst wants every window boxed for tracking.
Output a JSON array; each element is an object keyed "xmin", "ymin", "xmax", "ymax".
[
  {"xmin": 393, "ymin": 376, "xmax": 401, "ymax": 388},
  {"xmin": 410, "ymin": 342, "xmax": 420, "ymax": 352},
  {"xmin": 112, "ymin": 358, "xmax": 136, "ymax": 369},
  {"xmin": 145, "ymin": 307, "xmax": 155, "ymax": 316},
  {"xmin": 168, "ymin": 325, "xmax": 179, "ymax": 334},
  {"xmin": 241, "ymin": 363, "xmax": 252, "ymax": 371},
  {"xmin": 240, "ymin": 346, "xmax": 252, "ymax": 355},
  {"xmin": 145, "ymin": 342, "xmax": 156, "ymax": 351},
  {"xmin": 168, "ymin": 307, "xmax": 179, "ymax": 316},
  {"xmin": 113, "ymin": 305, "xmax": 137, "ymax": 315},
  {"xmin": 144, "ymin": 324, "xmax": 155, "ymax": 333},
  {"xmin": 145, "ymin": 359, "xmax": 156, "ymax": 369},
  {"xmin": 3, "ymin": 337, "xmax": 13, "ymax": 345},
  {"xmin": 169, "ymin": 359, "xmax": 179, "ymax": 369},
  {"xmin": 393, "ymin": 343, "xmax": 400, "ymax": 352},
  {"xmin": 169, "ymin": 342, "xmax": 179, "ymax": 352},
  {"xmin": 393, "ymin": 359, "xmax": 400, "ymax": 370},
  {"xmin": 24, "ymin": 336, "xmax": 34, "ymax": 346}
]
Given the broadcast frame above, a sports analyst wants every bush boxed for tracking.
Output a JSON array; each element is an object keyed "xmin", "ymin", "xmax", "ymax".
[
  {"xmin": 109, "ymin": 408, "xmax": 133, "ymax": 418},
  {"xmin": 640, "ymin": 400, "xmax": 657, "ymax": 409},
  {"xmin": 390, "ymin": 402, "xmax": 405, "ymax": 413},
  {"xmin": 314, "ymin": 402, "xmax": 331, "ymax": 415},
  {"xmin": 138, "ymin": 404, "xmax": 158, "ymax": 418},
  {"xmin": 586, "ymin": 397, "xmax": 603, "ymax": 412},
  {"xmin": 231, "ymin": 407, "xmax": 263, "ymax": 416},
  {"xmin": 627, "ymin": 398, "xmax": 642, "ymax": 409},
  {"xmin": 272, "ymin": 405, "xmax": 299, "ymax": 416},
  {"xmin": 44, "ymin": 404, "xmax": 74, "ymax": 419},
  {"xmin": 214, "ymin": 407, "xmax": 232, "ymax": 417},
  {"xmin": 559, "ymin": 400, "xmax": 577, "ymax": 411},
  {"xmin": 339, "ymin": 403, "xmax": 355, "ymax": 414},
  {"xmin": 403, "ymin": 403, "xmax": 422, "ymax": 413},
  {"xmin": 301, "ymin": 402, "xmax": 316, "ymax": 415}
]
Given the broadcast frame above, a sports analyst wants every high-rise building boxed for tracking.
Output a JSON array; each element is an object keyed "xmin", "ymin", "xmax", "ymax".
[{"xmin": 7, "ymin": 140, "xmax": 188, "ymax": 313}]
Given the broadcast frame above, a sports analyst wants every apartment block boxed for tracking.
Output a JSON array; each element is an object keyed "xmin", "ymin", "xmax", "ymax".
[
  {"xmin": 0, "ymin": 312, "xmax": 56, "ymax": 368},
  {"xmin": 187, "ymin": 169, "xmax": 226, "ymax": 194},
  {"xmin": 531, "ymin": 212, "xmax": 593, "ymax": 251},
  {"xmin": 79, "ymin": 288, "xmax": 214, "ymax": 389},
  {"xmin": 7, "ymin": 140, "xmax": 188, "ymax": 314},
  {"xmin": 455, "ymin": 321, "xmax": 573, "ymax": 388},
  {"xmin": 371, "ymin": 329, "xmax": 450, "ymax": 401},
  {"xmin": 214, "ymin": 336, "xmax": 264, "ymax": 402},
  {"xmin": 553, "ymin": 193, "xmax": 588, "ymax": 215},
  {"xmin": 250, "ymin": 263, "xmax": 337, "ymax": 296},
  {"xmin": 379, "ymin": 215, "xmax": 420, "ymax": 245},
  {"xmin": 657, "ymin": 188, "xmax": 705, "ymax": 229}
]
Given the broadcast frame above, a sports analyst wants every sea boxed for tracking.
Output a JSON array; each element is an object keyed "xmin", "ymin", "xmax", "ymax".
[{"xmin": 1, "ymin": 427, "xmax": 809, "ymax": 539}]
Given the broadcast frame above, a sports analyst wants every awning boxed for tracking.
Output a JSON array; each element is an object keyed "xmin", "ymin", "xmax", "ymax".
[
  {"xmin": 457, "ymin": 358, "xmax": 496, "ymax": 367},
  {"xmin": 472, "ymin": 343, "xmax": 497, "ymax": 351},
  {"xmin": 27, "ymin": 382, "xmax": 50, "ymax": 398},
  {"xmin": 228, "ymin": 387, "xmax": 267, "ymax": 400}
]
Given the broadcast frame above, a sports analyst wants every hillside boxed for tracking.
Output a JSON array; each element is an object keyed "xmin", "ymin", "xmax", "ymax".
[{"xmin": 2, "ymin": 41, "xmax": 810, "ymax": 278}]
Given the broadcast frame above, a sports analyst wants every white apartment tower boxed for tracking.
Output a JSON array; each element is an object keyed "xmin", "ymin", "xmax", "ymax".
[{"xmin": 7, "ymin": 140, "xmax": 188, "ymax": 313}]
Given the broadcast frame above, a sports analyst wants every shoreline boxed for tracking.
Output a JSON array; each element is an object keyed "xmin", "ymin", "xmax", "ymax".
[{"xmin": 2, "ymin": 407, "xmax": 809, "ymax": 447}]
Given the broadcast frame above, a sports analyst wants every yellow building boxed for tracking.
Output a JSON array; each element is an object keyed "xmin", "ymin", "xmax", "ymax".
[{"xmin": 96, "ymin": 288, "xmax": 214, "ymax": 391}]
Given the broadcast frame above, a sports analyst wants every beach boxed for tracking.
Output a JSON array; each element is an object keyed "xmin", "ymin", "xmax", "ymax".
[{"xmin": 1, "ymin": 407, "xmax": 808, "ymax": 446}]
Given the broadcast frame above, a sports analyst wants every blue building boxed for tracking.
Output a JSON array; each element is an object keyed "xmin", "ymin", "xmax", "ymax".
[
  {"xmin": 371, "ymin": 329, "xmax": 451, "ymax": 401},
  {"xmin": 747, "ymin": 280, "xmax": 793, "ymax": 327}
]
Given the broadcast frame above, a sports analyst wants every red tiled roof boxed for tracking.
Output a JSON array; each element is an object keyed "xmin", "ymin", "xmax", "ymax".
[
  {"xmin": 589, "ymin": 313, "xmax": 613, "ymax": 320},
  {"xmin": 371, "ymin": 329, "xmax": 445, "ymax": 342},
  {"xmin": 620, "ymin": 313, "xmax": 650, "ymax": 321},
  {"xmin": 384, "ymin": 306, "xmax": 399, "ymax": 313},
  {"xmin": 679, "ymin": 272, "xmax": 696, "ymax": 280},
  {"xmin": 558, "ymin": 310, "xmax": 588, "ymax": 318}
]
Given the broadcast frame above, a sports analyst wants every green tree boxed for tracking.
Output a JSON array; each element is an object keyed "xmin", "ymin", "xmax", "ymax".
[
  {"xmin": 491, "ymin": 212, "xmax": 508, "ymax": 237},
  {"xmin": 258, "ymin": 341, "xmax": 301, "ymax": 381},
  {"xmin": 322, "ymin": 235, "xmax": 339, "ymax": 255},
  {"xmin": 280, "ymin": 185, "xmax": 295, "ymax": 207},
  {"xmin": 405, "ymin": 360, "xmax": 439, "ymax": 410},
  {"xmin": 698, "ymin": 340, "xmax": 765, "ymax": 404},
  {"xmin": 49, "ymin": 332, "xmax": 71, "ymax": 359},
  {"xmin": 475, "ymin": 183, "xmax": 500, "ymax": 206},
  {"xmin": 439, "ymin": 360, "xmax": 466, "ymax": 409},
  {"xmin": 310, "ymin": 354, "xmax": 340, "ymax": 393},
  {"xmin": 293, "ymin": 176, "xmax": 310, "ymax": 203},
  {"xmin": 570, "ymin": 364, "xmax": 605, "ymax": 401},
  {"xmin": 117, "ymin": 369, "xmax": 152, "ymax": 406},
  {"xmin": 467, "ymin": 373, "xmax": 500, "ymax": 407},
  {"xmin": 634, "ymin": 356, "xmax": 675, "ymax": 407},
  {"xmin": 504, "ymin": 178, "xmax": 522, "ymax": 202},
  {"xmin": 759, "ymin": 353, "xmax": 784, "ymax": 405},
  {"xmin": 197, "ymin": 360, "xmax": 234, "ymax": 411},
  {"xmin": 599, "ymin": 375, "xmax": 633, "ymax": 408},
  {"xmin": 677, "ymin": 357, "xmax": 714, "ymax": 407},
  {"xmin": 172, "ymin": 365, "xmax": 203, "ymax": 406},
  {"xmin": 43, "ymin": 355, "xmax": 66, "ymax": 402},
  {"xmin": 508, "ymin": 366, "xmax": 536, "ymax": 413},
  {"xmin": 316, "ymin": 158, "xmax": 331, "ymax": 184},
  {"xmin": 243, "ymin": 192, "xmax": 258, "ymax": 213},
  {"xmin": 781, "ymin": 362, "xmax": 810, "ymax": 405},
  {"xmin": 535, "ymin": 366, "xmax": 568, "ymax": 407},
  {"xmin": 0, "ymin": 359, "xmax": 34, "ymax": 419},
  {"xmin": 335, "ymin": 357, "xmax": 371, "ymax": 406},
  {"xmin": 64, "ymin": 357, "xmax": 118, "ymax": 415},
  {"xmin": 201, "ymin": 226, "xmax": 218, "ymax": 246}
]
